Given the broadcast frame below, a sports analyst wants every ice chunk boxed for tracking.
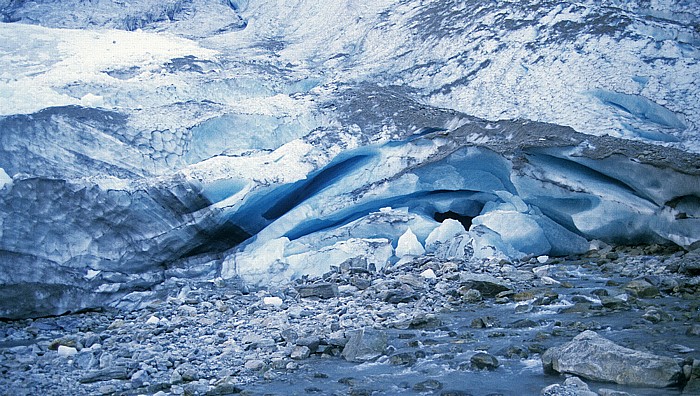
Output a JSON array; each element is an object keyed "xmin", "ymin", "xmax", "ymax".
[
  {"xmin": 425, "ymin": 219, "xmax": 466, "ymax": 249},
  {"xmin": 395, "ymin": 228, "xmax": 425, "ymax": 257},
  {"xmin": 0, "ymin": 168, "xmax": 11, "ymax": 190},
  {"xmin": 472, "ymin": 210, "xmax": 551, "ymax": 256}
]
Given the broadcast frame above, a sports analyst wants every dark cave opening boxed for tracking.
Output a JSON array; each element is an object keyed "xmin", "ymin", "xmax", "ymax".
[
  {"xmin": 177, "ymin": 222, "xmax": 251, "ymax": 260},
  {"xmin": 433, "ymin": 210, "xmax": 474, "ymax": 230}
]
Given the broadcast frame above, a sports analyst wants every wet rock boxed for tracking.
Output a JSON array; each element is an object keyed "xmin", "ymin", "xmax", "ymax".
[
  {"xmin": 206, "ymin": 381, "xmax": 244, "ymax": 395},
  {"xmin": 296, "ymin": 283, "xmax": 339, "ymax": 299},
  {"xmin": 623, "ymin": 279, "xmax": 659, "ymax": 298},
  {"xmin": 341, "ymin": 328, "xmax": 387, "ymax": 362},
  {"xmin": 408, "ymin": 313, "xmax": 442, "ymax": 330},
  {"xmin": 470, "ymin": 352, "xmax": 499, "ymax": 370},
  {"xmin": 541, "ymin": 377, "xmax": 597, "ymax": 396},
  {"xmin": 510, "ymin": 319, "xmax": 539, "ymax": 329},
  {"xmin": 440, "ymin": 391, "xmax": 474, "ymax": 396},
  {"xmin": 389, "ymin": 352, "xmax": 417, "ymax": 366},
  {"xmin": 459, "ymin": 274, "xmax": 510, "ymax": 297},
  {"xmin": 471, "ymin": 316, "xmax": 499, "ymax": 329},
  {"xmin": 413, "ymin": 379, "xmax": 443, "ymax": 392},
  {"xmin": 687, "ymin": 325, "xmax": 700, "ymax": 336},
  {"xmin": 542, "ymin": 330, "xmax": 683, "ymax": 387},
  {"xmin": 598, "ymin": 389, "xmax": 631, "ymax": 396},
  {"xmin": 683, "ymin": 359, "xmax": 700, "ymax": 395}
]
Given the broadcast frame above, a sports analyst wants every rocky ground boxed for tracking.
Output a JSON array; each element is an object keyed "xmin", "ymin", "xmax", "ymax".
[{"xmin": 1, "ymin": 243, "xmax": 700, "ymax": 396}]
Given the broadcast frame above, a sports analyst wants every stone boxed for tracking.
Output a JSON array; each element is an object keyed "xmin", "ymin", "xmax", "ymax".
[
  {"xmin": 420, "ymin": 269, "xmax": 437, "ymax": 279},
  {"xmin": 623, "ymin": 279, "xmax": 659, "ymax": 298},
  {"xmin": 341, "ymin": 328, "xmax": 387, "ymax": 362},
  {"xmin": 413, "ymin": 379, "xmax": 443, "ymax": 392},
  {"xmin": 542, "ymin": 330, "xmax": 683, "ymax": 387},
  {"xmin": 683, "ymin": 359, "xmax": 700, "ymax": 395},
  {"xmin": 598, "ymin": 389, "xmax": 631, "ymax": 396},
  {"xmin": 263, "ymin": 296, "xmax": 283, "ymax": 307},
  {"xmin": 389, "ymin": 352, "xmax": 417, "ymax": 366},
  {"xmin": 296, "ymin": 283, "xmax": 339, "ymax": 299},
  {"xmin": 130, "ymin": 369, "xmax": 150, "ymax": 388},
  {"xmin": 470, "ymin": 352, "xmax": 499, "ymax": 370},
  {"xmin": 459, "ymin": 274, "xmax": 511, "ymax": 297},
  {"xmin": 146, "ymin": 316, "xmax": 160, "ymax": 325},
  {"xmin": 244, "ymin": 359, "xmax": 265, "ymax": 370},
  {"xmin": 291, "ymin": 346, "xmax": 311, "ymax": 360},
  {"xmin": 206, "ymin": 382, "xmax": 244, "ymax": 395},
  {"xmin": 57, "ymin": 345, "xmax": 78, "ymax": 357},
  {"xmin": 79, "ymin": 367, "xmax": 130, "ymax": 383},
  {"xmin": 541, "ymin": 377, "xmax": 597, "ymax": 396},
  {"xmin": 408, "ymin": 313, "xmax": 441, "ymax": 329},
  {"xmin": 679, "ymin": 251, "xmax": 700, "ymax": 275},
  {"xmin": 687, "ymin": 325, "xmax": 700, "ymax": 336}
]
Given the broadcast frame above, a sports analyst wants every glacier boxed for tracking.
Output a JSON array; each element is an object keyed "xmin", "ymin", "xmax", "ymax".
[{"xmin": 0, "ymin": 0, "xmax": 699, "ymax": 318}]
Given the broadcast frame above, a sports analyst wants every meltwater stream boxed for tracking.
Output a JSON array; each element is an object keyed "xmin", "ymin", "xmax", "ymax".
[{"xmin": 244, "ymin": 261, "xmax": 698, "ymax": 396}]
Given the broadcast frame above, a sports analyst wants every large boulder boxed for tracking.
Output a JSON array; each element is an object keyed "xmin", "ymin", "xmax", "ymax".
[
  {"xmin": 341, "ymin": 328, "xmax": 388, "ymax": 363},
  {"xmin": 542, "ymin": 330, "xmax": 683, "ymax": 388}
]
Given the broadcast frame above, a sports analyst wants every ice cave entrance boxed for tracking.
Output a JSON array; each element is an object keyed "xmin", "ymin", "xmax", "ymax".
[{"xmin": 433, "ymin": 210, "xmax": 474, "ymax": 230}]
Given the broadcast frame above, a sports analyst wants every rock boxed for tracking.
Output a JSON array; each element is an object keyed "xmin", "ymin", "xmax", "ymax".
[
  {"xmin": 683, "ymin": 359, "xmax": 700, "ymax": 395},
  {"xmin": 296, "ymin": 283, "xmax": 339, "ymax": 299},
  {"xmin": 262, "ymin": 296, "xmax": 283, "ymax": 307},
  {"xmin": 687, "ymin": 325, "xmax": 700, "ymax": 336},
  {"xmin": 389, "ymin": 352, "xmax": 417, "ymax": 366},
  {"xmin": 541, "ymin": 377, "xmax": 598, "ymax": 396},
  {"xmin": 470, "ymin": 352, "xmax": 499, "ymax": 370},
  {"xmin": 291, "ymin": 346, "xmax": 311, "ymax": 360},
  {"xmin": 176, "ymin": 363, "xmax": 199, "ymax": 382},
  {"xmin": 459, "ymin": 274, "xmax": 510, "ymax": 297},
  {"xmin": 341, "ymin": 328, "xmax": 387, "ymax": 362},
  {"xmin": 413, "ymin": 379, "xmax": 443, "ymax": 392},
  {"xmin": 408, "ymin": 313, "xmax": 441, "ymax": 329},
  {"xmin": 598, "ymin": 389, "xmax": 631, "ymax": 396},
  {"xmin": 130, "ymin": 369, "xmax": 150, "ymax": 388},
  {"xmin": 57, "ymin": 345, "xmax": 78, "ymax": 357},
  {"xmin": 79, "ymin": 367, "xmax": 130, "ymax": 383},
  {"xmin": 146, "ymin": 316, "xmax": 160, "ymax": 325},
  {"xmin": 679, "ymin": 251, "xmax": 700, "ymax": 275},
  {"xmin": 244, "ymin": 359, "xmax": 265, "ymax": 370},
  {"xmin": 542, "ymin": 330, "xmax": 683, "ymax": 387},
  {"xmin": 623, "ymin": 279, "xmax": 659, "ymax": 298},
  {"xmin": 420, "ymin": 268, "xmax": 437, "ymax": 279},
  {"xmin": 206, "ymin": 381, "xmax": 244, "ymax": 395},
  {"xmin": 383, "ymin": 289, "xmax": 420, "ymax": 304}
]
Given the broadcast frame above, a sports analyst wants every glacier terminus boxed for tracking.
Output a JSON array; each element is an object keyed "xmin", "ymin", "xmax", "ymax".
[{"xmin": 0, "ymin": 0, "xmax": 698, "ymax": 323}]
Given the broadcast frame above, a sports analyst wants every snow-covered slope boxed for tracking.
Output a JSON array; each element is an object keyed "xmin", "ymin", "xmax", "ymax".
[{"xmin": 0, "ymin": 0, "xmax": 698, "ymax": 318}]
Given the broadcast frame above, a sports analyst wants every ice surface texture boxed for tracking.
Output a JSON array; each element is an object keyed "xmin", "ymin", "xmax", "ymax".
[{"xmin": 0, "ymin": 0, "xmax": 699, "ymax": 318}]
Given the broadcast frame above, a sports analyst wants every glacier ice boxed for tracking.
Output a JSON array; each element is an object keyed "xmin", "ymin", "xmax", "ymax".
[
  {"xmin": 395, "ymin": 228, "xmax": 426, "ymax": 258},
  {"xmin": 0, "ymin": 0, "xmax": 699, "ymax": 318}
]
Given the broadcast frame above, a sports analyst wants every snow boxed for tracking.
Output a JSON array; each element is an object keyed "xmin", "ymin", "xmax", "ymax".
[{"xmin": 0, "ymin": 22, "xmax": 217, "ymax": 115}]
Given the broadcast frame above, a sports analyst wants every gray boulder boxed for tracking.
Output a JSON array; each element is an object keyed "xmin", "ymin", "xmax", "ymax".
[
  {"xmin": 542, "ymin": 330, "xmax": 683, "ymax": 388},
  {"xmin": 341, "ymin": 328, "xmax": 387, "ymax": 362},
  {"xmin": 541, "ymin": 377, "xmax": 598, "ymax": 396}
]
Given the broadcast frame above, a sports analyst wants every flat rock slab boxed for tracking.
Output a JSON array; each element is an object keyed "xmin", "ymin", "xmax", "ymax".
[
  {"xmin": 542, "ymin": 330, "xmax": 683, "ymax": 388},
  {"xmin": 296, "ymin": 283, "xmax": 339, "ymax": 299}
]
